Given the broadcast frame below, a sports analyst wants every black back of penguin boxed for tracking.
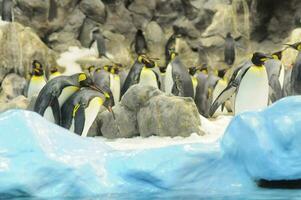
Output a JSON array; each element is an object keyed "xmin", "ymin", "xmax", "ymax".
[
  {"xmin": 224, "ymin": 33, "xmax": 235, "ymax": 66},
  {"xmin": 171, "ymin": 56, "xmax": 194, "ymax": 98},
  {"xmin": 135, "ymin": 29, "xmax": 147, "ymax": 55}
]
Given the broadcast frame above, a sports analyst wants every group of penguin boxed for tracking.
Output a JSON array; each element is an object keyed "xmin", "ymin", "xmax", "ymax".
[{"xmin": 26, "ymin": 25, "xmax": 301, "ymax": 137}]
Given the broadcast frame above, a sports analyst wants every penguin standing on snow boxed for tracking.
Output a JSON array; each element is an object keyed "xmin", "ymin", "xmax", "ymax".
[
  {"xmin": 209, "ymin": 52, "xmax": 272, "ymax": 116},
  {"xmin": 61, "ymin": 88, "xmax": 114, "ymax": 137},
  {"xmin": 164, "ymin": 49, "xmax": 194, "ymax": 98},
  {"xmin": 264, "ymin": 50, "xmax": 285, "ymax": 103},
  {"xmin": 34, "ymin": 73, "xmax": 96, "ymax": 125},
  {"xmin": 1, "ymin": 0, "xmax": 13, "ymax": 22},
  {"xmin": 285, "ymin": 41, "xmax": 301, "ymax": 95},
  {"xmin": 27, "ymin": 60, "xmax": 47, "ymax": 99}
]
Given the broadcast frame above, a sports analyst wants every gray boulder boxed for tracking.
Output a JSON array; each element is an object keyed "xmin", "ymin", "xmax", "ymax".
[
  {"xmin": 97, "ymin": 84, "xmax": 204, "ymax": 138},
  {"xmin": 0, "ymin": 95, "xmax": 29, "ymax": 113},
  {"xmin": 0, "ymin": 73, "xmax": 27, "ymax": 100},
  {"xmin": 79, "ymin": 0, "xmax": 106, "ymax": 24},
  {"xmin": 137, "ymin": 94, "xmax": 203, "ymax": 137}
]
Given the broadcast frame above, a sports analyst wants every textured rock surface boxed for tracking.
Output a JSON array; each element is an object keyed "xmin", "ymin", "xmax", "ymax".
[
  {"xmin": 0, "ymin": 95, "xmax": 29, "ymax": 112},
  {"xmin": 0, "ymin": 23, "xmax": 57, "ymax": 81},
  {"xmin": 97, "ymin": 84, "xmax": 203, "ymax": 138},
  {"xmin": 0, "ymin": 73, "xmax": 26, "ymax": 100},
  {"xmin": 0, "ymin": 0, "xmax": 299, "ymax": 70}
]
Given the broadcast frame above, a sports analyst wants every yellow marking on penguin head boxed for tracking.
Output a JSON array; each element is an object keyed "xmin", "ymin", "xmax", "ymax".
[
  {"xmin": 260, "ymin": 58, "xmax": 268, "ymax": 62},
  {"xmin": 104, "ymin": 92, "xmax": 110, "ymax": 99},
  {"xmin": 51, "ymin": 72, "xmax": 61, "ymax": 76},
  {"xmin": 272, "ymin": 54, "xmax": 279, "ymax": 60},
  {"xmin": 297, "ymin": 44, "xmax": 301, "ymax": 51},
  {"xmin": 78, "ymin": 73, "xmax": 87, "ymax": 82}
]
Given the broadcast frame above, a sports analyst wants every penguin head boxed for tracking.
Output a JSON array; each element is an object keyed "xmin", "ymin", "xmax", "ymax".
[
  {"xmin": 251, "ymin": 52, "xmax": 272, "ymax": 66},
  {"xmin": 218, "ymin": 69, "xmax": 227, "ymax": 79},
  {"xmin": 159, "ymin": 66, "xmax": 167, "ymax": 73},
  {"xmin": 111, "ymin": 64, "xmax": 121, "ymax": 74},
  {"xmin": 32, "ymin": 60, "xmax": 43, "ymax": 70},
  {"xmin": 103, "ymin": 65, "xmax": 112, "ymax": 72},
  {"xmin": 77, "ymin": 73, "xmax": 94, "ymax": 87},
  {"xmin": 226, "ymin": 32, "xmax": 232, "ymax": 38},
  {"xmin": 168, "ymin": 48, "xmax": 178, "ymax": 60},
  {"xmin": 88, "ymin": 65, "xmax": 95, "ymax": 73},
  {"xmin": 285, "ymin": 42, "xmax": 301, "ymax": 51},
  {"xmin": 271, "ymin": 51, "xmax": 283, "ymax": 60},
  {"xmin": 189, "ymin": 67, "xmax": 197, "ymax": 76},
  {"xmin": 32, "ymin": 60, "xmax": 44, "ymax": 76},
  {"xmin": 138, "ymin": 55, "xmax": 156, "ymax": 68},
  {"xmin": 199, "ymin": 64, "xmax": 208, "ymax": 74},
  {"xmin": 50, "ymin": 66, "xmax": 58, "ymax": 74}
]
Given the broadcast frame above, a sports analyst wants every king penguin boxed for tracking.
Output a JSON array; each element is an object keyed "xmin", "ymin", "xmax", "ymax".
[
  {"xmin": 27, "ymin": 60, "xmax": 46, "ymax": 99},
  {"xmin": 1, "ymin": 0, "xmax": 13, "ymax": 22},
  {"xmin": 209, "ymin": 52, "xmax": 271, "ymax": 116},
  {"xmin": 61, "ymin": 88, "xmax": 114, "ymax": 137},
  {"xmin": 49, "ymin": 66, "xmax": 61, "ymax": 80},
  {"xmin": 264, "ymin": 50, "xmax": 285, "ymax": 103},
  {"xmin": 189, "ymin": 67, "xmax": 198, "ymax": 98},
  {"xmin": 285, "ymin": 41, "xmax": 301, "ymax": 95},
  {"xmin": 34, "ymin": 73, "xmax": 96, "ymax": 125},
  {"xmin": 134, "ymin": 29, "xmax": 148, "ymax": 55},
  {"xmin": 164, "ymin": 49, "xmax": 194, "ymax": 98},
  {"xmin": 109, "ymin": 65, "xmax": 121, "ymax": 103},
  {"xmin": 121, "ymin": 55, "xmax": 160, "ymax": 97},
  {"xmin": 89, "ymin": 28, "xmax": 111, "ymax": 59}
]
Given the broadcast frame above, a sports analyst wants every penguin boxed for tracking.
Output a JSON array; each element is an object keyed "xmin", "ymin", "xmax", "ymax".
[
  {"xmin": 264, "ymin": 50, "xmax": 285, "ymax": 103},
  {"xmin": 48, "ymin": 0, "xmax": 58, "ymax": 22},
  {"xmin": 27, "ymin": 60, "xmax": 46, "ymax": 99},
  {"xmin": 61, "ymin": 88, "xmax": 114, "ymax": 137},
  {"xmin": 285, "ymin": 42, "xmax": 301, "ymax": 95},
  {"xmin": 164, "ymin": 49, "xmax": 194, "ymax": 98},
  {"xmin": 49, "ymin": 66, "xmax": 61, "ymax": 80},
  {"xmin": 138, "ymin": 55, "xmax": 160, "ymax": 88},
  {"xmin": 109, "ymin": 65, "xmax": 121, "ymax": 103},
  {"xmin": 189, "ymin": 67, "xmax": 198, "ymax": 98},
  {"xmin": 224, "ymin": 33, "xmax": 236, "ymax": 66},
  {"xmin": 134, "ymin": 29, "xmax": 148, "ymax": 55},
  {"xmin": 121, "ymin": 55, "xmax": 158, "ymax": 97},
  {"xmin": 93, "ymin": 65, "xmax": 111, "ymax": 89},
  {"xmin": 86, "ymin": 65, "xmax": 96, "ymax": 78},
  {"xmin": 209, "ymin": 52, "xmax": 271, "ymax": 116},
  {"xmin": 1, "ymin": 0, "xmax": 13, "ymax": 22},
  {"xmin": 165, "ymin": 33, "xmax": 181, "ymax": 66},
  {"xmin": 34, "ymin": 73, "xmax": 96, "ymax": 125},
  {"xmin": 89, "ymin": 28, "xmax": 110, "ymax": 59},
  {"xmin": 211, "ymin": 70, "xmax": 229, "ymax": 116}
]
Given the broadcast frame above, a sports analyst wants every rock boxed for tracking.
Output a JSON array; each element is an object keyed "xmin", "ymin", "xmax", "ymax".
[
  {"xmin": 0, "ymin": 22, "xmax": 57, "ymax": 80},
  {"xmin": 0, "ymin": 95, "xmax": 29, "ymax": 113},
  {"xmin": 120, "ymin": 84, "xmax": 163, "ymax": 111},
  {"xmin": 98, "ymin": 104, "xmax": 139, "ymax": 139},
  {"xmin": 128, "ymin": 0, "xmax": 156, "ymax": 28},
  {"xmin": 27, "ymin": 95, "xmax": 37, "ymax": 111},
  {"xmin": 145, "ymin": 21, "xmax": 166, "ymax": 66},
  {"xmin": 173, "ymin": 17, "xmax": 200, "ymax": 39},
  {"xmin": 137, "ymin": 94, "xmax": 204, "ymax": 137},
  {"xmin": 98, "ymin": 84, "xmax": 204, "ymax": 138},
  {"xmin": 0, "ymin": 73, "xmax": 27, "ymax": 99},
  {"xmin": 79, "ymin": 0, "xmax": 106, "ymax": 24}
]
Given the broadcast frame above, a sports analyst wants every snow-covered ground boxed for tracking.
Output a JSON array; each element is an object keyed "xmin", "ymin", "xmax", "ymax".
[{"xmin": 98, "ymin": 115, "xmax": 232, "ymax": 150}]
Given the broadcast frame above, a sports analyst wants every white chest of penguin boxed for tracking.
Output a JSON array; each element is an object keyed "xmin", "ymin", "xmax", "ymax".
[
  {"xmin": 235, "ymin": 66, "xmax": 269, "ymax": 114},
  {"xmin": 110, "ymin": 74, "xmax": 121, "ymax": 103},
  {"xmin": 139, "ymin": 67, "xmax": 158, "ymax": 88}
]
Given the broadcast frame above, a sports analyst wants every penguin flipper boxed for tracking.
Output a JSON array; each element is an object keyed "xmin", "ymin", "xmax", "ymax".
[
  {"xmin": 50, "ymin": 96, "xmax": 61, "ymax": 125},
  {"xmin": 209, "ymin": 85, "xmax": 237, "ymax": 117},
  {"xmin": 74, "ymin": 105, "xmax": 85, "ymax": 136}
]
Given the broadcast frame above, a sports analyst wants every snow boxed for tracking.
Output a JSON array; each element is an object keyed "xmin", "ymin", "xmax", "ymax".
[{"xmin": 101, "ymin": 115, "xmax": 232, "ymax": 150}]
